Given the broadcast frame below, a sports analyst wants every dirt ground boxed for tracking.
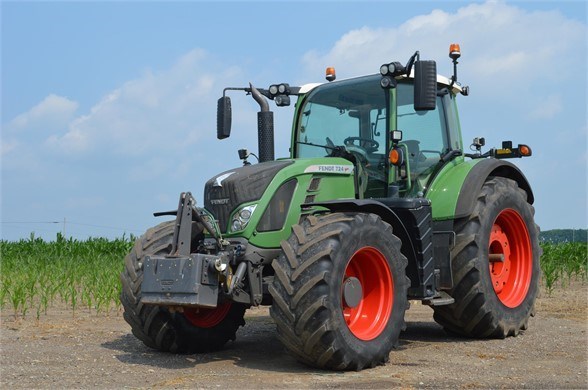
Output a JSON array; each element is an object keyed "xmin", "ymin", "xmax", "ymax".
[{"xmin": 1, "ymin": 282, "xmax": 587, "ymax": 389}]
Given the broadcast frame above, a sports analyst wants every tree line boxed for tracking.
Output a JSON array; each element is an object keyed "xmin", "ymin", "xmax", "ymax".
[{"xmin": 539, "ymin": 229, "xmax": 587, "ymax": 243}]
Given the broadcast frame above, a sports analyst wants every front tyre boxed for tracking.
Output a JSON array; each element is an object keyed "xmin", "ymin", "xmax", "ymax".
[
  {"xmin": 433, "ymin": 177, "xmax": 541, "ymax": 338},
  {"xmin": 270, "ymin": 213, "xmax": 408, "ymax": 370},
  {"xmin": 120, "ymin": 221, "xmax": 246, "ymax": 353}
]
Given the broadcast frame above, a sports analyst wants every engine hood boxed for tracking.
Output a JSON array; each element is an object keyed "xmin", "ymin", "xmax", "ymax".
[{"xmin": 204, "ymin": 160, "xmax": 294, "ymax": 233}]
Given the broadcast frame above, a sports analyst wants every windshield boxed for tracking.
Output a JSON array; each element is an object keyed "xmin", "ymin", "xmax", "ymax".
[{"xmin": 295, "ymin": 75, "xmax": 386, "ymax": 159}]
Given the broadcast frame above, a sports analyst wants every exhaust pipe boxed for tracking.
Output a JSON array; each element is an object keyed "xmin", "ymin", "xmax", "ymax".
[{"xmin": 249, "ymin": 83, "xmax": 274, "ymax": 163}]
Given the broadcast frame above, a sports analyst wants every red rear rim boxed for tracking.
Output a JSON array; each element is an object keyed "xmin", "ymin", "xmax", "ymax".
[
  {"xmin": 183, "ymin": 301, "xmax": 232, "ymax": 328},
  {"xmin": 342, "ymin": 247, "xmax": 393, "ymax": 341},
  {"xmin": 488, "ymin": 209, "xmax": 533, "ymax": 308}
]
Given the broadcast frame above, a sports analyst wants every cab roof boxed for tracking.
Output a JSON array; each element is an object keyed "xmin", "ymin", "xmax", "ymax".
[{"xmin": 298, "ymin": 72, "xmax": 463, "ymax": 95}]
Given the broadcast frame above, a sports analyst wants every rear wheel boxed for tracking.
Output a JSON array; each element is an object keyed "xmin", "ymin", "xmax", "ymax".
[
  {"xmin": 270, "ymin": 212, "xmax": 408, "ymax": 370},
  {"xmin": 433, "ymin": 177, "xmax": 540, "ymax": 338},
  {"xmin": 120, "ymin": 221, "xmax": 246, "ymax": 353}
]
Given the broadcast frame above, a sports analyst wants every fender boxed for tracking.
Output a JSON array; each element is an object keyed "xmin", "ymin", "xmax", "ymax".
[
  {"xmin": 306, "ymin": 199, "xmax": 412, "ymax": 243},
  {"xmin": 455, "ymin": 159, "xmax": 534, "ymax": 219}
]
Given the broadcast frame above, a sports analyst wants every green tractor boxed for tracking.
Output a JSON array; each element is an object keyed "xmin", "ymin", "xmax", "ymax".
[{"xmin": 120, "ymin": 44, "xmax": 540, "ymax": 370}]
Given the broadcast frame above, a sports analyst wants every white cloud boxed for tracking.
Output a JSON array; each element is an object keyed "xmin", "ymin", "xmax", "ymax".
[
  {"xmin": 527, "ymin": 94, "xmax": 563, "ymax": 120},
  {"xmin": 1, "ymin": 139, "xmax": 18, "ymax": 156},
  {"xmin": 301, "ymin": 1, "xmax": 586, "ymax": 92},
  {"xmin": 44, "ymin": 49, "xmax": 243, "ymax": 157},
  {"xmin": 6, "ymin": 94, "xmax": 79, "ymax": 132}
]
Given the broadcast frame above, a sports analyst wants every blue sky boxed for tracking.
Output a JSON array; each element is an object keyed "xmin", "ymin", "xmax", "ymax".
[{"xmin": 1, "ymin": 0, "xmax": 586, "ymax": 240}]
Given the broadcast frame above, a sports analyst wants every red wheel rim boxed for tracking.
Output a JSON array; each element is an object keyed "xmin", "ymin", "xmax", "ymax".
[
  {"xmin": 183, "ymin": 301, "xmax": 231, "ymax": 328},
  {"xmin": 488, "ymin": 209, "xmax": 533, "ymax": 308},
  {"xmin": 342, "ymin": 247, "xmax": 393, "ymax": 341}
]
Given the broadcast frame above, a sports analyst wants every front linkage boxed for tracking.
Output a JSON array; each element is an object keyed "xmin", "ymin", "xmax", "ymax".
[{"xmin": 141, "ymin": 192, "xmax": 257, "ymax": 310}]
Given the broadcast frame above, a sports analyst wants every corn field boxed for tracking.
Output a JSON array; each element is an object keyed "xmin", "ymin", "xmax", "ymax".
[
  {"xmin": 0, "ymin": 233, "xmax": 133, "ymax": 319},
  {"xmin": 0, "ymin": 235, "xmax": 586, "ymax": 318},
  {"xmin": 540, "ymin": 242, "xmax": 587, "ymax": 294}
]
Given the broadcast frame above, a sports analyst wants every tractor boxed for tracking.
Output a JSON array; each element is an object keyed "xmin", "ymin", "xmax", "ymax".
[{"xmin": 120, "ymin": 44, "xmax": 540, "ymax": 370}]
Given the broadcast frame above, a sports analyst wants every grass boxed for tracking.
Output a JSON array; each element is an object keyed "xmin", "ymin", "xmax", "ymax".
[{"xmin": 0, "ymin": 235, "xmax": 586, "ymax": 318}]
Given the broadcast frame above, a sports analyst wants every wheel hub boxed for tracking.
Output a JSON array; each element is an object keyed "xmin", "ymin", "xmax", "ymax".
[
  {"xmin": 489, "ymin": 224, "xmax": 512, "ymax": 295},
  {"xmin": 488, "ymin": 208, "xmax": 533, "ymax": 308},
  {"xmin": 342, "ymin": 246, "xmax": 393, "ymax": 341},
  {"xmin": 342, "ymin": 277, "xmax": 363, "ymax": 308}
]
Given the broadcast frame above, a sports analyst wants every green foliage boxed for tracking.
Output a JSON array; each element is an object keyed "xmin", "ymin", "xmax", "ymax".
[
  {"xmin": 540, "ymin": 242, "xmax": 587, "ymax": 295},
  {"xmin": 1, "ymin": 235, "xmax": 586, "ymax": 317},
  {"xmin": 0, "ymin": 233, "xmax": 134, "ymax": 319}
]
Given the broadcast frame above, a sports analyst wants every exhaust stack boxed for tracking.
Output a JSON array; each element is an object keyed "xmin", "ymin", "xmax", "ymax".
[{"xmin": 250, "ymin": 83, "xmax": 275, "ymax": 163}]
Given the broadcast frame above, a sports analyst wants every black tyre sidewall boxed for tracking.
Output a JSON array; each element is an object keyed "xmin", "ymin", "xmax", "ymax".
[
  {"xmin": 437, "ymin": 177, "xmax": 541, "ymax": 337},
  {"xmin": 472, "ymin": 179, "xmax": 540, "ymax": 330},
  {"xmin": 270, "ymin": 212, "xmax": 408, "ymax": 370},
  {"xmin": 325, "ymin": 217, "xmax": 407, "ymax": 360}
]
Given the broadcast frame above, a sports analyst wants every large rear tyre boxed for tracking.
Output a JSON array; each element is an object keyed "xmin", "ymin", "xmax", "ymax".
[
  {"xmin": 433, "ymin": 177, "xmax": 541, "ymax": 338},
  {"xmin": 270, "ymin": 213, "xmax": 408, "ymax": 370},
  {"xmin": 120, "ymin": 221, "xmax": 246, "ymax": 353}
]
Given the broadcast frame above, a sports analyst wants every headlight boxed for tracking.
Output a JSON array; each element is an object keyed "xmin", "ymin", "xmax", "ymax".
[
  {"xmin": 257, "ymin": 179, "xmax": 297, "ymax": 232},
  {"xmin": 230, "ymin": 204, "xmax": 257, "ymax": 233}
]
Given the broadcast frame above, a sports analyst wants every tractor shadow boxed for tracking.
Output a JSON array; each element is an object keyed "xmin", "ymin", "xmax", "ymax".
[
  {"xmin": 102, "ymin": 309, "xmax": 469, "ymax": 374},
  {"xmin": 101, "ymin": 314, "xmax": 306, "ymax": 373}
]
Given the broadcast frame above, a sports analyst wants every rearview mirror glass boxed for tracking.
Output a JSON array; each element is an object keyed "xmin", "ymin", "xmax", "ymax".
[
  {"xmin": 217, "ymin": 96, "xmax": 232, "ymax": 139},
  {"xmin": 414, "ymin": 60, "xmax": 437, "ymax": 111}
]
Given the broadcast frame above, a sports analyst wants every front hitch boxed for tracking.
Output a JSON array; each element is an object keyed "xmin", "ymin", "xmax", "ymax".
[
  {"xmin": 154, "ymin": 192, "xmax": 228, "ymax": 254},
  {"xmin": 141, "ymin": 192, "xmax": 228, "ymax": 308}
]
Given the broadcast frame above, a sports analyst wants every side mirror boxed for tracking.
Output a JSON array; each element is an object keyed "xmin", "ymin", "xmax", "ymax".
[
  {"xmin": 414, "ymin": 60, "xmax": 437, "ymax": 111},
  {"xmin": 217, "ymin": 96, "xmax": 232, "ymax": 139}
]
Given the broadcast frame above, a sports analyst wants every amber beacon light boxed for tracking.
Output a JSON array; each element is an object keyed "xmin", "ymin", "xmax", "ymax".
[
  {"xmin": 325, "ymin": 67, "xmax": 336, "ymax": 82},
  {"xmin": 449, "ymin": 43, "xmax": 461, "ymax": 60}
]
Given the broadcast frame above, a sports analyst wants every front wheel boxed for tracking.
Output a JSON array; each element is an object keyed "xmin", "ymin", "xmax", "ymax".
[
  {"xmin": 270, "ymin": 212, "xmax": 408, "ymax": 370},
  {"xmin": 433, "ymin": 177, "xmax": 541, "ymax": 338},
  {"xmin": 120, "ymin": 221, "xmax": 247, "ymax": 353}
]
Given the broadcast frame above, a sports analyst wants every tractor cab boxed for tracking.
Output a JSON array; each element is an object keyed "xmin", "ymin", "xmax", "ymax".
[{"xmin": 292, "ymin": 71, "xmax": 464, "ymax": 200}]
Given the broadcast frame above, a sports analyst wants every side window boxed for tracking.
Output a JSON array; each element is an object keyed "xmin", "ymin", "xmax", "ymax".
[
  {"xmin": 443, "ymin": 93, "xmax": 462, "ymax": 151},
  {"xmin": 396, "ymin": 83, "xmax": 449, "ymax": 192}
]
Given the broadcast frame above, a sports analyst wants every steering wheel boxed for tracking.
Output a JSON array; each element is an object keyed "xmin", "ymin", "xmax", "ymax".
[{"xmin": 343, "ymin": 137, "xmax": 379, "ymax": 153}]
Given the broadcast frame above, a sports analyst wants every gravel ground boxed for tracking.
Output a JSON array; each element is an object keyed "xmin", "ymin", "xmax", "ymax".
[{"xmin": 1, "ymin": 282, "xmax": 586, "ymax": 389}]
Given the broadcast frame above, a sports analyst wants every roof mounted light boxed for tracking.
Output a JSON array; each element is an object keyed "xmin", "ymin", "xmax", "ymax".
[
  {"xmin": 268, "ymin": 83, "xmax": 292, "ymax": 106},
  {"xmin": 380, "ymin": 76, "xmax": 397, "ymax": 89},
  {"xmin": 278, "ymin": 83, "xmax": 290, "ymax": 94},
  {"xmin": 449, "ymin": 43, "xmax": 461, "ymax": 60},
  {"xmin": 269, "ymin": 83, "xmax": 290, "ymax": 96},
  {"xmin": 325, "ymin": 67, "xmax": 336, "ymax": 82},
  {"xmin": 449, "ymin": 43, "xmax": 465, "ymax": 90},
  {"xmin": 379, "ymin": 61, "xmax": 405, "ymax": 77}
]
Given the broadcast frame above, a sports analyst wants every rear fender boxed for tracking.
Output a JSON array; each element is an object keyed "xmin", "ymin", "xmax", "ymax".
[
  {"xmin": 455, "ymin": 159, "xmax": 534, "ymax": 219},
  {"xmin": 426, "ymin": 158, "xmax": 534, "ymax": 221}
]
